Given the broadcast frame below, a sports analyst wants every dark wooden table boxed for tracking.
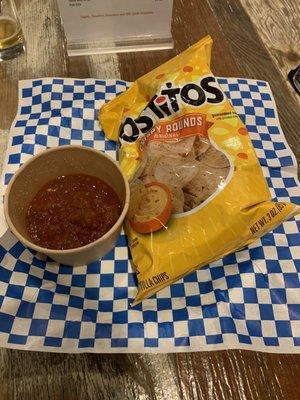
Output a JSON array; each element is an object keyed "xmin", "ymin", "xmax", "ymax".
[{"xmin": 0, "ymin": 1, "xmax": 300, "ymax": 399}]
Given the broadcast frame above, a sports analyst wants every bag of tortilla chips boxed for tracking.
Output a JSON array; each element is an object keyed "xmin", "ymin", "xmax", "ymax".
[{"xmin": 99, "ymin": 35, "xmax": 299, "ymax": 305}]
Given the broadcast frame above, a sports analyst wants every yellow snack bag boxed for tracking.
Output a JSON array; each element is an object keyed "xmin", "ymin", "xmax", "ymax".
[{"xmin": 99, "ymin": 36, "xmax": 299, "ymax": 305}]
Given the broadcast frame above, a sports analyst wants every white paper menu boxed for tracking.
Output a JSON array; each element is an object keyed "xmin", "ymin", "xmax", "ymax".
[{"xmin": 56, "ymin": 0, "xmax": 174, "ymax": 55}]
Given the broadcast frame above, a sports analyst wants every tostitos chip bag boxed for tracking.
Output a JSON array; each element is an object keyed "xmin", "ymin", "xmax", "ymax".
[{"xmin": 99, "ymin": 36, "xmax": 299, "ymax": 305}]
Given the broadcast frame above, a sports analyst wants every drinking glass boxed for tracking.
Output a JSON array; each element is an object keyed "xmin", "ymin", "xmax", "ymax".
[{"xmin": 0, "ymin": 0, "xmax": 25, "ymax": 61}]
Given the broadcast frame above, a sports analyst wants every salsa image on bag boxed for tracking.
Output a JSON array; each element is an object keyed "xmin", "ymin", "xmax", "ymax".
[{"xmin": 99, "ymin": 35, "xmax": 300, "ymax": 305}]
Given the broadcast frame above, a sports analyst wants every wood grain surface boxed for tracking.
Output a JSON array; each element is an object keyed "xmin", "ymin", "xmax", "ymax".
[
  {"xmin": 0, "ymin": 1, "xmax": 299, "ymax": 399},
  {"xmin": 239, "ymin": 0, "xmax": 300, "ymax": 104},
  {"xmin": 207, "ymin": 0, "xmax": 300, "ymax": 174}
]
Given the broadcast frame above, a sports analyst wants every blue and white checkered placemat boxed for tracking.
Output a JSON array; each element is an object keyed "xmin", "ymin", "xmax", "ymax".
[{"xmin": 0, "ymin": 77, "xmax": 299, "ymax": 353}]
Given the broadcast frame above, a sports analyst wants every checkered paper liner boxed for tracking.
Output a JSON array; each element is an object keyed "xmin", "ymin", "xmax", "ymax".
[{"xmin": 0, "ymin": 77, "xmax": 299, "ymax": 354}]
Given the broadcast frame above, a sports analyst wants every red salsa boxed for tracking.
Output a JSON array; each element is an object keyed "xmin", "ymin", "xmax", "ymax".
[{"xmin": 26, "ymin": 174, "xmax": 122, "ymax": 250}]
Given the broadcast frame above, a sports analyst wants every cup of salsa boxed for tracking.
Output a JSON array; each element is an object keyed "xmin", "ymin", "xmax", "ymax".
[{"xmin": 4, "ymin": 145, "xmax": 130, "ymax": 266}]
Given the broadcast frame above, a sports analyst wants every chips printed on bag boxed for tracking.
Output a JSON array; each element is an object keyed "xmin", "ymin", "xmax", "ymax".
[{"xmin": 99, "ymin": 36, "xmax": 300, "ymax": 305}]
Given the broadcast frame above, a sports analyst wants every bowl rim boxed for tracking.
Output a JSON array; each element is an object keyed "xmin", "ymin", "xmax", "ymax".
[{"xmin": 4, "ymin": 145, "xmax": 130, "ymax": 255}]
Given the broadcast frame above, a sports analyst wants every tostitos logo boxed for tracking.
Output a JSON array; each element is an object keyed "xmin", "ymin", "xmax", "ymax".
[{"xmin": 119, "ymin": 76, "xmax": 224, "ymax": 143}]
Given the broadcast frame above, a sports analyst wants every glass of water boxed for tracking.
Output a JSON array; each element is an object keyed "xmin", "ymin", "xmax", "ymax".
[{"xmin": 0, "ymin": 0, "xmax": 25, "ymax": 61}]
